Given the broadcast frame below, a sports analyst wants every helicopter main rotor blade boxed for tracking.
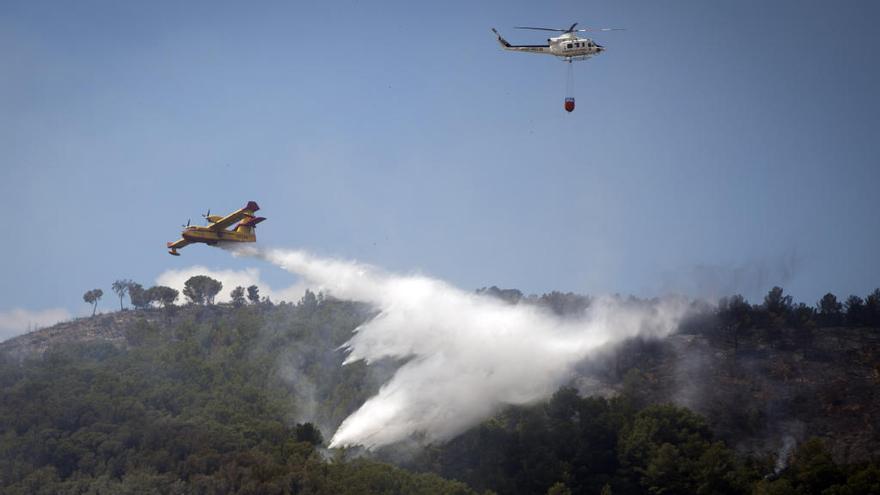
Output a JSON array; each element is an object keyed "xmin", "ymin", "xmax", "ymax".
[
  {"xmin": 575, "ymin": 27, "xmax": 626, "ymax": 32},
  {"xmin": 514, "ymin": 26, "xmax": 567, "ymax": 32}
]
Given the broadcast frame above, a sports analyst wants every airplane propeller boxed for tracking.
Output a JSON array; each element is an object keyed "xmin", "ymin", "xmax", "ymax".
[
  {"xmin": 182, "ymin": 219, "xmax": 191, "ymax": 228},
  {"xmin": 202, "ymin": 209, "xmax": 211, "ymax": 220}
]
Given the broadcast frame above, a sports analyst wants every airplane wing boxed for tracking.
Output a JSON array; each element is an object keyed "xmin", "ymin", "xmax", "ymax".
[
  {"xmin": 167, "ymin": 238, "xmax": 191, "ymax": 255},
  {"xmin": 208, "ymin": 201, "xmax": 260, "ymax": 231},
  {"xmin": 168, "ymin": 238, "xmax": 191, "ymax": 249},
  {"xmin": 491, "ymin": 29, "xmax": 551, "ymax": 54}
]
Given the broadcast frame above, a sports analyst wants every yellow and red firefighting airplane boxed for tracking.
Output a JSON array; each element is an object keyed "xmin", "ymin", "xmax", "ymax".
[{"xmin": 167, "ymin": 201, "xmax": 265, "ymax": 256}]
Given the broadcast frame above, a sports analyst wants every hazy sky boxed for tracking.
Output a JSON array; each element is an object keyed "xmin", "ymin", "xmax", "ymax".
[{"xmin": 2, "ymin": 0, "xmax": 878, "ymax": 337}]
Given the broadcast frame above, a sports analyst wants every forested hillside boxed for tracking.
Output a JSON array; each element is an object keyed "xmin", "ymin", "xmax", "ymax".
[
  {"xmin": 0, "ymin": 300, "xmax": 473, "ymax": 494},
  {"xmin": 1, "ymin": 288, "xmax": 878, "ymax": 494}
]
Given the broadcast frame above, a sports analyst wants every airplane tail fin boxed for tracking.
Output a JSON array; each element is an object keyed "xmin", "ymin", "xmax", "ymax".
[{"xmin": 234, "ymin": 216, "xmax": 266, "ymax": 234}]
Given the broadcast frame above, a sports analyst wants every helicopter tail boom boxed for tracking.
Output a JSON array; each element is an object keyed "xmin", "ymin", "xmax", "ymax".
[{"xmin": 491, "ymin": 28, "xmax": 551, "ymax": 54}]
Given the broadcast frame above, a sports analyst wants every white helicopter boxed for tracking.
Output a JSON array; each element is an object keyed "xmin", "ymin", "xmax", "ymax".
[
  {"xmin": 491, "ymin": 23, "xmax": 623, "ymax": 112},
  {"xmin": 491, "ymin": 23, "xmax": 623, "ymax": 62}
]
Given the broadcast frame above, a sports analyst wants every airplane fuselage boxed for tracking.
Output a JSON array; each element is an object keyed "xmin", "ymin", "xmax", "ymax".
[{"xmin": 181, "ymin": 226, "xmax": 256, "ymax": 244}]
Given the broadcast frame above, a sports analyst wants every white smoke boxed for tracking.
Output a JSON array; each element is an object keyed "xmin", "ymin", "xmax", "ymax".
[
  {"xmin": 774, "ymin": 435, "xmax": 797, "ymax": 475},
  {"xmin": 0, "ymin": 307, "xmax": 71, "ymax": 342},
  {"xmin": 230, "ymin": 245, "xmax": 689, "ymax": 449},
  {"xmin": 156, "ymin": 265, "xmax": 309, "ymax": 303}
]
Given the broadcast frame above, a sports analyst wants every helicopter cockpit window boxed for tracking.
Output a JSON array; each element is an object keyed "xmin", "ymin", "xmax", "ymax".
[{"xmin": 566, "ymin": 43, "xmax": 573, "ymax": 49}]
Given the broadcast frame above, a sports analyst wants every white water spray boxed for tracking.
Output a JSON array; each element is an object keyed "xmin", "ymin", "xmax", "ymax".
[{"xmin": 230, "ymin": 245, "xmax": 688, "ymax": 449}]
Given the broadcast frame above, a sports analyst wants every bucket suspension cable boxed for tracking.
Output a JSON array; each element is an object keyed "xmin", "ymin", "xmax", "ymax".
[{"xmin": 564, "ymin": 59, "xmax": 575, "ymax": 112}]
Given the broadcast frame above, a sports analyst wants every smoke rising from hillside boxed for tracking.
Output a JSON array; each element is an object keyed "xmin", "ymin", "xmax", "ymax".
[
  {"xmin": 659, "ymin": 251, "xmax": 801, "ymax": 302},
  {"xmin": 0, "ymin": 307, "xmax": 71, "ymax": 342},
  {"xmin": 231, "ymin": 246, "xmax": 689, "ymax": 449}
]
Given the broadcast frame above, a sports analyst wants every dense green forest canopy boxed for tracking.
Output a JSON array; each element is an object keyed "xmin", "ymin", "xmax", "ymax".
[
  {"xmin": 0, "ymin": 300, "xmax": 474, "ymax": 494},
  {"xmin": 1, "ymin": 283, "xmax": 879, "ymax": 494}
]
